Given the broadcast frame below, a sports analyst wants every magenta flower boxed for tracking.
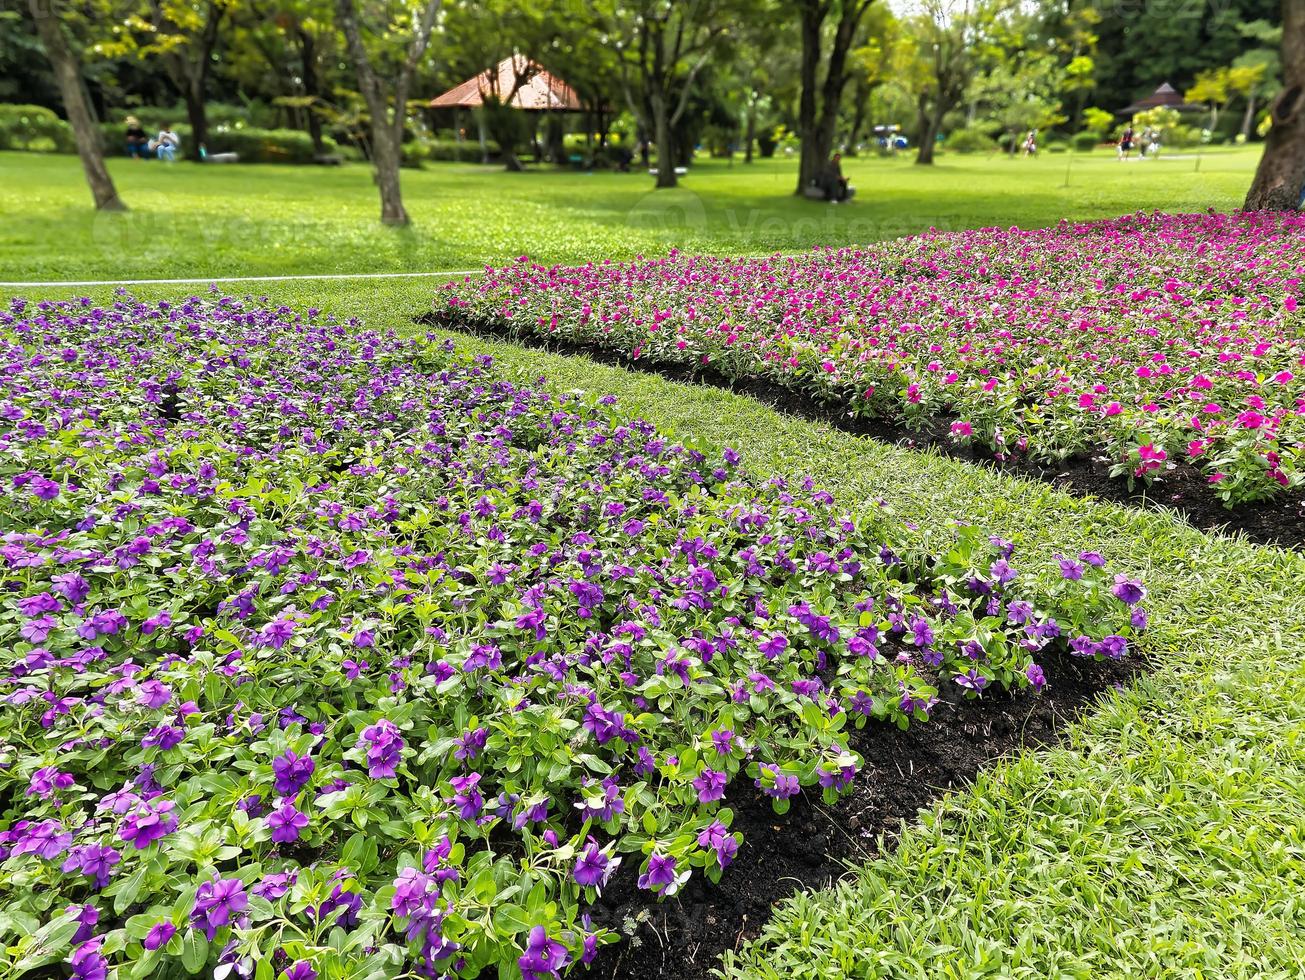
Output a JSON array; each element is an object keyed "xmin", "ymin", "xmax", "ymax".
[
  {"xmin": 692, "ymin": 768, "xmax": 727, "ymax": 803},
  {"xmin": 573, "ymin": 840, "xmax": 619, "ymax": 890}
]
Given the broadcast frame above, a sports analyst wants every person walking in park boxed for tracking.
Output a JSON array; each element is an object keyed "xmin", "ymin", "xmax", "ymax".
[
  {"xmin": 152, "ymin": 125, "xmax": 181, "ymax": 162},
  {"xmin": 124, "ymin": 116, "xmax": 149, "ymax": 159},
  {"xmin": 1022, "ymin": 129, "xmax": 1038, "ymax": 156},
  {"xmin": 1118, "ymin": 125, "xmax": 1134, "ymax": 161}
]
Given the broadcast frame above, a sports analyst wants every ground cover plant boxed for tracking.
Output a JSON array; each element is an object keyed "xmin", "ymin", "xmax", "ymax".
[
  {"xmin": 442, "ymin": 211, "xmax": 1305, "ymax": 508},
  {"xmin": 0, "ymin": 294, "xmax": 1147, "ymax": 979}
]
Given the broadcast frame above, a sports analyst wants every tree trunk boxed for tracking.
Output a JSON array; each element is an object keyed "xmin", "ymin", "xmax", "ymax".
[
  {"xmin": 796, "ymin": 2, "xmax": 823, "ymax": 192},
  {"xmin": 1245, "ymin": 0, "xmax": 1305, "ymax": 210},
  {"xmin": 371, "ymin": 124, "xmax": 409, "ymax": 225},
  {"xmin": 184, "ymin": 84, "xmax": 208, "ymax": 160},
  {"xmin": 744, "ymin": 102, "xmax": 756, "ymax": 163},
  {"xmin": 845, "ymin": 87, "xmax": 868, "ymax": 156},
  {"xmin": 297, "ymin": 28, "xmax": 327, "ymax": 155},
  {"xmin": 916, "ymin": 102, "xmax": 939, "ymax": 165},
  {"xmin": 28, "ymin": 0, "xmax": 125, "ymax": 210},
  {"xmin": 652, "ymin": 92, "xmax": 677, "ymax": 188},
  {"xmin": 1240, "ymin": 92, "xmax": 1258, "ymax": 141}
]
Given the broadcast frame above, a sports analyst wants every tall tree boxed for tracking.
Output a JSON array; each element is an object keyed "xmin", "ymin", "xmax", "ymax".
[
  {"xmin": 909, "ymin": 0, "xmax": 982, "ymax": 165},
  {"xmin": 26, "ymin": 0, "xmax": 125, "ymax": 210},
  {"xmin": 147, "ymin": 0, "xmax": 229, "ymax": 160},
  {"xmin": 606, "ymin": 0, "xmax": 732, "ymax": 189},
  {"xmin": 794, "ymin": 0, "xmax": 875, "ymax": 193},
  {"xmin": 335, "ymin": 0, "xmax": 442, "ymax": 225},
  {"xmin": 1245, "ymin": 0, "xmax": 1305, "ymax": 210}
]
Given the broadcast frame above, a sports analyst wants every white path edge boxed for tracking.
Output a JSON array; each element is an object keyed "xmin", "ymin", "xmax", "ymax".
[{"xmin": 0, "ymin": 270, "xmax": 483, "ymax": 288}]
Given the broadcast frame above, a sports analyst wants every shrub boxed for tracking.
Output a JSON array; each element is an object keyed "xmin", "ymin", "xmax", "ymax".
[
  {"xmin": 98, "ymin": 123, "xmax": 335, "ymax": 163},
  {"xmin": 944, "ymin": 126, "xmax": 998, "ymax": 154},
  {"xmin": 1071, "ymin": 131, "xmax": 1100, "ymax": 152},
  {"xmin": 0, "ymin": 104, "xmax": 75, "ymax": 153}
]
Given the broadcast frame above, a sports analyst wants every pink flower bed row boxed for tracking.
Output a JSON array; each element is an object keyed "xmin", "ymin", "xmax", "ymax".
[{"xmin": 443, "ymin": 212, "xmax": 1305, "ymax": 506}]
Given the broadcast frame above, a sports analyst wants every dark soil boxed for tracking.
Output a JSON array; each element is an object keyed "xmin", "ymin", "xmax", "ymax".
[
  {"xmin": 579, "ymin": 649, "xmax": 1139, "ymax": 980},
  {"xmin": 418, "ymin": 311, "xmax": 1305, "ymax": 551}
]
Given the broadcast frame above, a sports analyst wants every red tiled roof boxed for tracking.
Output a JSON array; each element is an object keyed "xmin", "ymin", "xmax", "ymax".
[{"xmin": 430, "ymin": 55, "xmax": 581, "ymax": 111}]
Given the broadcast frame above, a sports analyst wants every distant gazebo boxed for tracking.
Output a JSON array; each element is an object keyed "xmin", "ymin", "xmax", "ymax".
[
  {"xmin": 430, "ymin": 55, "xmax": 581, "ymax": 112},
  {"xmin": 1118, "ymin": 82, "xmax": 1204, "ymax": 116}
]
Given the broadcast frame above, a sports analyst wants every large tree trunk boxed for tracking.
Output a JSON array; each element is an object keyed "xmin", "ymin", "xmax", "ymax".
[
  {"xmin": 371, "ymin": 123, "xmax": 409, "ymax": 225},
  {"xmin": 845, "ymin": 85, "xmax": 869, "ymax": 156},
  {"xmin": 28, "ymin": 0, "xmax": 125, "ymax": 211},
  {"xmin": 915, "ymin": 101, "xmax": 939, "ymax": 165},
  {"xmin": 1245, "ymin": 0, "xmax": 1305, "ymax": 210},
  {"xmin": 652, "ymin": 92, "xmax": 677, "ymax": 188},
  {"xmin": 795, "ymin": 2, "xmax": 824, "ymax": 193},
  {"xmin": 183, "ymin": 84, "xmax": 208, "ymax": 160},
  {"xmin": 297, "ymin": 28, "xmax": 327, "ymax": 155}
]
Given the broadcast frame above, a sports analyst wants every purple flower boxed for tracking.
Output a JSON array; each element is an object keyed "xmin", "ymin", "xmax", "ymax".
[
  {"xmin": 954, "ymin": 668, "xmax": 989, "ymax": 692},
  {"xmin": 28, "ymin": 765, "xmax": 75, "ymax": 798},
  {"xmin": 61, "ymin": 844, "xmax": 121, "ymax": 888},
  {"xmin": 1025, "ymin": 663, "xmax": 1047, "ymax": 691},
  {"xmin": 359, "ymin": 719, "xmax": 404, "ymax": 779},
  {"xmin": 755, "ymin": 763, "xmax": 800, "ymax": 800},
  {"xmin": 190, "ymin": 876, "xmax": 249, "ymax": 940},
  {"xmin": 281, "ymin": 961, "xmax": 318, "ymax": 980},
  {"xmin": 143, "ymin": 920, "xmax": 176, "ymax": 951},
  {"xmin": 573, "ymin": 840, "xmax": 619, "ymax": 890},
  {"xmin": 1057, "ymin": 557, "xmax": 1084, "ymax": 580},
  {"xmin": 758, "ymin": 634, "xmax": 788, "ymax": 659},
  {"xmin": 692, "ymin": 768, "xmax": 727, "ymax": 803},
  {"xmin": 118, "ymin": 799, "xmax": 177, "ymax": 850},
  {"xmin": 1110, "ymin": 574, "xmax": 1146, "ymax": 605},
  {"xmin": 447, "ymin": 773, "xmax": 484, "ymax": 820},
  {"xmin": 454, "ymin": 726, "xmax": 488, "ymax": 762},
  {"xmin": 1079, "ymin": 551, "xmax": 1106, "ymax": 567},
  {"xmin": 518, "ymin": 926, "xmax": 569, "ymax": 980},
  {"xmin": 30, "ymin": 476, "xmax": 61, "ymax": 500},
  {"xmin": 637, "ymin": 851, "xmax": 683, "ymax": 896},
  {"xmin": 709, "ymin": 728, "xmax": 737, "ymax": 757},
  {"xmin": 989, "ymin": 559, "xmax": 1016, "ymax": 585},
  {"xmin": 1131, "ymin": 607, "xmax": 1148, "ymax": 630},
  {"xmin": 272, "ymin": 750, "xmax": 315, "ymax": 796},
  {"xmin": 696, "ymin": 820, "xmax": 739, "ymax": 869},
  {"xmin": 267, "ymin": 802, "xmax": 309, "ymax": 843},
  {"xmin": 68, "ymin": 939, "xmax": 107, "ymax": 980}
]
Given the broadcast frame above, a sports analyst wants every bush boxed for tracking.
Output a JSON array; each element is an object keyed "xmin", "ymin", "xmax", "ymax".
[
  {"xmin": 0, "ymin": 104, "xmax": 75, "ymax": 153},
  {"xmin": 401, "ymin": 138, "xmax": 502, "ymax": 166},
  {"xmin": 1071, "ymin": 131, "xmax": 1100, "ymax": 152},
  {"xmin": 98, "ymin": 123, "xmax": 335, "ymax": 164},
  {"xmin": 945, "ymin": 126, "xmax": 997, "ymax": 154},
  {"xmin": 1047, "ymin": 140, "xmax": 1068, "ymax": 154}
]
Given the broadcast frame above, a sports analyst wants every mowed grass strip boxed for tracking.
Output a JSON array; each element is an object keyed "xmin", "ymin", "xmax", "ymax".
[
  {"xmin": 0, "ymin": 146, "xmax": 1260, "ymax": 282},
  {"xmin": 14, "ymin": 278, "xmax": 1304, "ymax": 979}
]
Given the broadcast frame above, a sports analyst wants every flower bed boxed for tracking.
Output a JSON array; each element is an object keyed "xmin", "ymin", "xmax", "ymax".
[
  {"xmin": 0, "ymin": 296, "xmax": 1143, "ymax": 979},
  {"xmin": 441, "ymin": 212, "xmax": 1305, "ymax": 507}
]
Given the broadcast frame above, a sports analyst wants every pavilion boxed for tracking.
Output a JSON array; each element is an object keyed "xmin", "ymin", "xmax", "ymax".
[
  {"xmin": 430, "ymin": 55, "xmax": 581, "ymax": 112},
  {"xmin": 1118, "ymin": 82, "xmax": 1204, "ymax": 116}
]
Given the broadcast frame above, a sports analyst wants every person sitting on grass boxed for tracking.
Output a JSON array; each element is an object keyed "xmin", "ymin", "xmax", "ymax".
[
  {"xmin": 152, "ymin": 125, "xmax": 181, "ymax": 162},
  {"xmin": 125, "ymin": 116, "xmax": 149, "ymax": 160},
  {"xmin": 821, "ymin": 152, "xmax": 849, "ymax": 203}
]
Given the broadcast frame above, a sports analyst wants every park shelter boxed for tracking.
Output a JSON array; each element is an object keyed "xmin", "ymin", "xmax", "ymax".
[
  {"xmin": 430, "ymin": 55, "xmax": 581, "ymax": 112},
  {"xmin": 1118, "ymin": 82, "xmax": 1204, "ymax": 116}
]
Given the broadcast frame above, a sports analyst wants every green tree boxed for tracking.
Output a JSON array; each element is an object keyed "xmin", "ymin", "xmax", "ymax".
[
  {"xmin": 335, "ymin": 0, "xmax": 442, "ymax": 224},
  {"xmin": 24, "ymin": 0, "xmax": 126, "ymax": 210}
]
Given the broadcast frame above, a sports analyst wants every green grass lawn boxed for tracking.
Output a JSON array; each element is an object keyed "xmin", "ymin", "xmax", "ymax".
[
  {"xmin": 4, "ymin": 142, "xmax": 1301, "ymax": 978},
  {"xmin": 0, "ymin": 145, "xmax": 1261, "ymax": 281}
]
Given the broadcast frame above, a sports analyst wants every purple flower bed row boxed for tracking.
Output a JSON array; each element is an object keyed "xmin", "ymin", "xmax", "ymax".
[{"xmin": 0, "ymin": 295, "xmax": 1144, "ymax": 979}]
